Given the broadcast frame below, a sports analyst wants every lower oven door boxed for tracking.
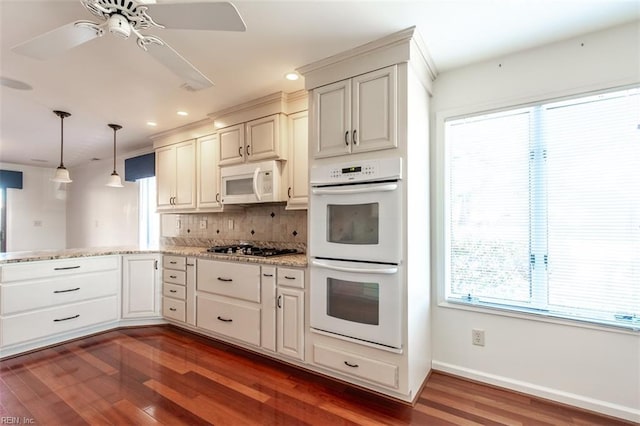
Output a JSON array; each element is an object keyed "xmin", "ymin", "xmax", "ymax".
[{"xmin": 310, "ymin": 258, "xmax": 402, "ymax": 349}]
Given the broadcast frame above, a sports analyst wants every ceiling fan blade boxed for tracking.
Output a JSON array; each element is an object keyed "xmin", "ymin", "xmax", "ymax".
[
  {"xmin": 144, "ymin": 2, "xmax": 246, "ymax": 32},
  {"xmin": 12, "ymin": 21, "xmax": 100, "ymax": 60},
  {"xmin": 145, "ymin": 41, "xmax": 214, "ymax": 91}
]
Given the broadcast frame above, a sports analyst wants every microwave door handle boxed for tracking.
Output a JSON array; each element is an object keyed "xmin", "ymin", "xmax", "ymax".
[
  {"xmin": 311, "ymin": 183, "xmax": 398, "ymax": 196},
  {"xmin": 312, "ymin": 259, "xmax": 398, "ymax": 275},
  {"xmin": 253, "ymin": 167, "xmax": 262, "ymax": 201}
]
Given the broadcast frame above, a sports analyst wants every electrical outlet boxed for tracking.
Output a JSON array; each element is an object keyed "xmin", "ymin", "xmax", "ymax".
[
  {"xmin": 228, "ymin": 219, "xmax": 234, "ymax": 230},
  {"xmin": 472, "ymin": 329, "xmax": 485, "ymax": 346},
  {"xmin": 200, "ymin": 219, "xmax": 207, "ymax": 229}
]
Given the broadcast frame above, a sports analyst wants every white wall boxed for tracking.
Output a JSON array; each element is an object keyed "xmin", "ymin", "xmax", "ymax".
[
  {"xmin": 66, "ymin": 156, "xmax": 139, "ymax": 248},
  {"xmin": 431, "ymin": 22, "xmax": 640, "ymax": 421},
  {"xmin": 1, "ymin": 163, "xmax": 66, "ymax": 251}
]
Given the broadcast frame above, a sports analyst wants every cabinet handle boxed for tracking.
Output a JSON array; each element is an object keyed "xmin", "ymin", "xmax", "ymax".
[
  {"xmin": 277, "ymin": 295, "xmax": 282, "ymax": 308},
  {"xmin": 169, "ymin": 289, "xmax": 177, "ymax": 293},
  {"xmin": 284, "ymin": 276, "xmax": 296, "ymax": 280},
  {"xmin": 239, "ymin": 146, "xmax": 243, "ymax": 157},
  {"xmin": 246, "ymin": 145, "xmax": 251, "ymax": 156},
  {"xmin": 263, "ymin": 273, "xmax": 274, "ymax": 277},
  {"xmin": 53, "ymin": 287, "xmax": 80, "ymax": 294},
  {"xmin": 344, "ymin": 130, "xmax": 350, "ymax": 146},
  {"xmin": 54, "ymin": 314, "xmax": 80, "ymax": 322},
  {"xmin": 216, "ymin": 192, "xmax": 221, "ymax": 202},
  {"xmin": 169, "ymin": 307, "xmax": 177, "ymax": 312},
  {"xmin": 287, "ymin": 187, "xmax": 292, "ymax": 199},
  {"xmin": 217, "ymin": 277, "xmax": 233, "ymax": 282},
  {"xmin": 170, "ymin": 261, "xmax": 177, "ymax": 264},
  {"xmin": 54, "ymin": 265, "xmax": 80, "ymax": 271},
  {"xmin": 217, "ymin": 316, "xmax": 233, "ymax": 322},
  {"xmin": 353, "ymin": 129, "xmax": 357, "ymax": 145},
  {"xmin": 187, "ymin": 263, "xmax": 195, "ymax": 267},
  {"xmin": 169, "ymin": 275, "xmax": 177, "ymax": 279},
  {"xmin": 344, "ymin": 361, "xmax": 359, "ymax": 368}
]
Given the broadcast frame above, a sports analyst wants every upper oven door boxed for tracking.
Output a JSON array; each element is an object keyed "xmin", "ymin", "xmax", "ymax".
[{"xmin": 309, "ymin": 180, "xmax": 402, "ymax": 263}]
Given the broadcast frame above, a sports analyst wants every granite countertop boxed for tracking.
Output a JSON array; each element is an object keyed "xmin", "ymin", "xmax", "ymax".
[{"xmin": 0, "ymin": 245, "xmax": 308, "ymax": 268}]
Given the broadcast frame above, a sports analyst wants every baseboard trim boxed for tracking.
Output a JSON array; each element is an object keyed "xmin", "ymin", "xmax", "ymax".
[{"xmin": 431, "ymin": 361, "xmax": 640, "ymax": 423}]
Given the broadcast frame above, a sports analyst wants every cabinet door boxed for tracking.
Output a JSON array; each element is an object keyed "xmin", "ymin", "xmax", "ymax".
[
  {"xmin": 287, "ymin": 111, "xmax": 308, "ymax": 210},
  {"xmin": 218, "ymin": 124, "xmax": 245, "ymax": 166},
  {"xmin": 277, "ymin": 287, "xmax": 304, "ymax": 360},
  {"xmin": 351, "ymin": 65, "xmax": 397, "ymax": 153},
  {"xmin": 312, "ymin": 79, "xmax": 351, "ymax": 158},
  {"xmin": 197, "ymin": 134, "xmax": 221, "ymax": 209},
  {"xmin": 156, "ymin": 145, "xmax": 176, "ymax": 211},
  {"xmin": 122, "ymin": 254, "xmax": 161, "ymax": 319},
  {"xmin": 246, "ymin": 114, "xmax": 281, "ymax": 162},
  {"xmin": 174, "ymin": 140, "xmax": 196, "ymax": 209}
]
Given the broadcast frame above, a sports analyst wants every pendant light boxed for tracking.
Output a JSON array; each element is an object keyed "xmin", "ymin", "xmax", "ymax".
[
  {"xmin": 106, "ymin": 123, "xmax": 124, "ymax": 187},
  {"xmin": 51, "ymin": 110, "xmax": 72, "ymax": 183}
]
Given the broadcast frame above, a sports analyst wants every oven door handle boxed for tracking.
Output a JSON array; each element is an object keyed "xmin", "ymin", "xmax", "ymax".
[
  {"xmin": 311, "ymin": 183, "xmax": 398, "ymax": 196},
  {"xmin": 312, "ymin": 259, "xmax": 398, "ymax": 275}
]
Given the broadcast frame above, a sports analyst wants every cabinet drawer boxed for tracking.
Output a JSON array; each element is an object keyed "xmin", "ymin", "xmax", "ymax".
[
  {"xmin": 1, "ymin": 270, "xmax": 120, "ymax": 315},
  {"xmin": 1, "ymin": 296, "xmax": 119, "ymax": 347},
  {"xmin": 197, "ymin": 260, "xmax": 260, "ymax": 302},
  {"xmin": 163, "ymin": 256, "xmax": 186, "ymax": 270},
  {"xmin": 313, "ymin": 344, "xmax": 398, "ymax": 389},
  {"xmin": 163, "ymin": 283, "xmax": 186, "ymax": 300},
  {"xmin": 163, "ymin": 269, "xmax": 186, "ymax": 285},
  {"xmin": 197, "ymin": 296, "xmax": 260, "ymax": 346},
  {"xmin": 0, "ymin": 256, "xmax": 119, "ymax": 283},
  {"xmin": 162, "ymin": 297, "xmax": 186, "ymax": 322},
  {"xmin": 277, "ymin": 268, "xmax": 304, "ymax": 289}
]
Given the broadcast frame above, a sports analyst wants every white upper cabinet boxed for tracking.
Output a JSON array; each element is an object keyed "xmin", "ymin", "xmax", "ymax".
[
  {"xmin": 218, "ymin": 124, "xmax": 245, "ymax": 166},
  {"xmin": 218, "ymin": 114, "xmax": 286, "ymax": 166},
  {"xmin": 156, "ymin": 139, "xmax": 196, "ymax": 211},
  {"xmin": 312, "ymin": 65, "xmax": 397, "ymax": 158},
  {"xmin": 286, "ymin": 111, "xmax": 309, "ymax": 210},
  {"xmin": 197, "ymin": 134, "xmax": 222, "ymax": 209}
]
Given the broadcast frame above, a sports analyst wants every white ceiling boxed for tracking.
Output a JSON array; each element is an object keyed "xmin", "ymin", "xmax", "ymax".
[{"xmin": 1, "ymin": 0, "xmax": 638, "ymax": 168}]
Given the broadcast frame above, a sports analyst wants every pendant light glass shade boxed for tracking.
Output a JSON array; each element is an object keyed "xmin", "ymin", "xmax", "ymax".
[
  {"xmin": 51, "ymin": 110, "xmax": 72, "ymax": 183},
  {"xmin": 106, "ymin": 123, "xmax": 123, "ymax": 188}
]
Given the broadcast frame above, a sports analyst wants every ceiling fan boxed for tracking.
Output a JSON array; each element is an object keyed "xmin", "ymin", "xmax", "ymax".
[{"xmin": 11, "ymin": 0, "xmax": 247, "ymax": 91}]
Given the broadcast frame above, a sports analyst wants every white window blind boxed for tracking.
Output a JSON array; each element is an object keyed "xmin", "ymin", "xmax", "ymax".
[{"xmin": 445, "ymin": 87, "xmax": 640, "ymax": 330}]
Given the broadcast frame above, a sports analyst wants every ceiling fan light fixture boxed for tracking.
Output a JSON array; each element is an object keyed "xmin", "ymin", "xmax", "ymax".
[
  {"xmin": 51, "ymin": 110, "xmax": 72, "ymax": 183},
  {"xmin": 106, "ymin": 123, "xmax": 124, "ymax": 188},
  {"xmin": 107, "ymin": 14, "xmax": 131, "ymax": 39}
]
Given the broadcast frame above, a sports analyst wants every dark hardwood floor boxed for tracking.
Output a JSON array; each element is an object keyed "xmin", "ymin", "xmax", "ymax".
[{"xmin": 0, "ymin": 326, "xmax": 634, "ymax": 425}]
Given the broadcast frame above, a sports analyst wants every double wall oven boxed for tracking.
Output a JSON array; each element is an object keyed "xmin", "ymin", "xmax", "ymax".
[{"xmin": 309, "ymin": 157, "xmax": 403, "ymax": 349}]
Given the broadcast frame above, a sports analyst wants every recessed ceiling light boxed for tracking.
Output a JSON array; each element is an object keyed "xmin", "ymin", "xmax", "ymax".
[
  {"xmin": 147, "ymin": 121, "xmax": 157, "ymax": 127},
  {"xmin": 177, "ymin": 111, "xmax": 188, "ymax": 116},
  {"xmin": 284, "ymin": 72, "xmax": 300, "ymax": 81}
]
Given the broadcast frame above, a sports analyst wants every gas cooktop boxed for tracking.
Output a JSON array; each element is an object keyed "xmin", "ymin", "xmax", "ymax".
[{"xmin": 206, "ymin": 244, "xmax": 299, "ymax": 257}]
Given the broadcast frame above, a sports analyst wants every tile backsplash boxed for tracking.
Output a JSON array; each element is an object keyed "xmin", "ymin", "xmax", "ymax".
[{"xmin": 161, "ymin": 203, "xmax": 307, "ymax": 251}]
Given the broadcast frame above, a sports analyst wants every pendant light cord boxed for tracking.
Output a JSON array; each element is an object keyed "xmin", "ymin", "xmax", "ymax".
[
  {"xmin": 108, "ymin": 124, "xmax": 122, "ymax": 174},
  {"xmin": 60, "ymin": 115, "xmax": 64, "ymax": 167}
]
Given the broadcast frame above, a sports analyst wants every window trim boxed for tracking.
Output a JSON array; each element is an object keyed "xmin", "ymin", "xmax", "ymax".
[{"xmin": 434, "ymin": 83, "xmax": 640, "ymax": 335}]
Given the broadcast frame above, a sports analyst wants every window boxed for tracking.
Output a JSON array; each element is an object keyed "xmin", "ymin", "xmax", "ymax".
[
  {"xmin": 445, "ymin": 87, "xmax": 640, "ymax": 330},
  {"xmin": 138, "ymin": 177, "xmax": 159, "ymax": 248}
]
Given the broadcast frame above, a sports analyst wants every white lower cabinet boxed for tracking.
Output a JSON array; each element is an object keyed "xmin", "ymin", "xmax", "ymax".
[
  {"xmin": 162, "ymin": 255, "xmax": 196, "ymax": 326},
  {"xmin": 276, "ymin": 267, "xmax": 305, "ymax": 360},
  {"xmin": 0, "ymin": 256, "xmax": 121, "ymax": 353},
  {"xmin": 197, "ymin": 295, "xmax": 261, "ymax": 346},
  {"xmin": 312, "ymin": 344, "xmax": 398, "ymax": 388},
  {"xmin": 122, "ymin": 254, "xmax": 161, "ymax": 319}
]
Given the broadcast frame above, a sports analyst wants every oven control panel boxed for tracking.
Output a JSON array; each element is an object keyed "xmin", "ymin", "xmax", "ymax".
[{"xmin": 310, "ymin": 157, "xmax": 402, "ymax": 185}]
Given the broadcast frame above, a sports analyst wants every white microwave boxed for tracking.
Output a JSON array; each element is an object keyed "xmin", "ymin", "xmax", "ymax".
[{"xmin": 220, "ymin": 160, "xmax": 283, "ymax": 204}]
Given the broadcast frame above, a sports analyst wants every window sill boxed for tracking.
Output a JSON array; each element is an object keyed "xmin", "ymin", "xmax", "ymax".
[{"xmin": 437, "ymin": 298, "xmax": 640, "ymax": 336}]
